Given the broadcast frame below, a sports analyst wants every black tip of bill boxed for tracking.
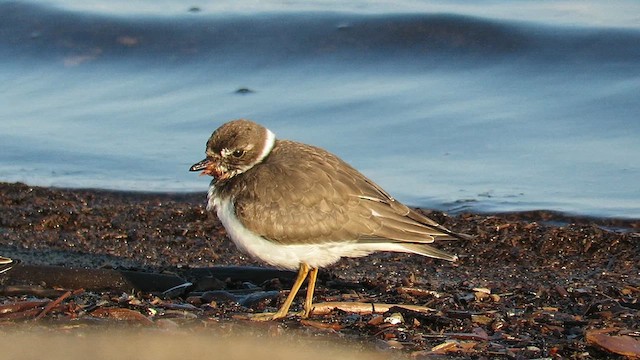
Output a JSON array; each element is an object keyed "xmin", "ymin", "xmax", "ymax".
[{"xmin": 189, "ymin": 159, "xmax": 208, "ymax": 172}]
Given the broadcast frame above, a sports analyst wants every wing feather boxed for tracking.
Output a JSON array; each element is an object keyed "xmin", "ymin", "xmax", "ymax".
[{"xmin": 221, "ymin": 140, "xmax": 469, "ymax": 248}]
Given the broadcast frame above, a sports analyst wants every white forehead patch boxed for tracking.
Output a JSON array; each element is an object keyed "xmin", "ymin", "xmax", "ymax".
[{"xmin": 221, "ymin": 148, "xmax": 232, "ymax": 157}]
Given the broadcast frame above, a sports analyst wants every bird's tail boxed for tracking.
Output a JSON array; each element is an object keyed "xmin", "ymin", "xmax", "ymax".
[{"xmin": 399, "ymin": 243, "xmax": 458, "ymax": 262}]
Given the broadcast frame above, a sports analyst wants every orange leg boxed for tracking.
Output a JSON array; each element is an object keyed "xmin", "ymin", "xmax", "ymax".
[
  {"xmin": 251, "ymin": 262, "xmax": 310, "ymax": 321},
  {"xmin": 302, "ymin": 267, "xmax": 318, "ymax": 318}
]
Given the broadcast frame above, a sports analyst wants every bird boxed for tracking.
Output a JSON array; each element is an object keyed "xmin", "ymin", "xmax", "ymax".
[{"xmin": 190, "ymin": 119, "xmax": 470, "ymax": 320}]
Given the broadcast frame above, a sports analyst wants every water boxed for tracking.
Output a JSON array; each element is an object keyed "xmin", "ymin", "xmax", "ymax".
[{"xmin": 1, "ymin": 1, "xmax": 639, "ymax": 218}]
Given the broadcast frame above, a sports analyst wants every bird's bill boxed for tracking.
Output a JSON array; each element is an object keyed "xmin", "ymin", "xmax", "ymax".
[
  {"xmin": 189, "ymin": 158, "xmax": 209, "ymax": 172},
  {"xmin": 189, "ymin": 158, "xmax": 218, "ymax": 177},
  {"xmin": 189, "ymin": 158, "xmax": 232, "ymax": 182}
]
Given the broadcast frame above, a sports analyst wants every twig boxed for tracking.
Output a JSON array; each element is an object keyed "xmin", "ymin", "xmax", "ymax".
[
  {"xmin": 310, "ymin": 301, "xmax": 436, "ymax": 315},
  {"xmin": 34, "ymin": 290, "xmax": 72, "ymax": 320}
]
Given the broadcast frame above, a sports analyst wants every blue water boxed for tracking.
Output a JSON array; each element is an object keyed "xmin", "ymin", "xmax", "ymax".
[{"xmin": 1, "ymin": 1, "xmax": 639, "ymax": 218}]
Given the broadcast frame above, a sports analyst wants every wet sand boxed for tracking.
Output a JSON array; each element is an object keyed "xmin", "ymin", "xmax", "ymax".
[{"xmin": 0, "ymin": 182, "xmax": 638, "ymax": 358}]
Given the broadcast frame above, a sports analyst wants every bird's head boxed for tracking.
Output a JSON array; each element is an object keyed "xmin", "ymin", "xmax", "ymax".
[{"xmin": 190, "ymin": 119, "xmax": 276, "ymax": 184}]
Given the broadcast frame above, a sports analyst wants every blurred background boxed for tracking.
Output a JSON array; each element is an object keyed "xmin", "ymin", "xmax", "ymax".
[{"xmin": 1, "ymin": 0, "xmax": 639, "ymax": 218}]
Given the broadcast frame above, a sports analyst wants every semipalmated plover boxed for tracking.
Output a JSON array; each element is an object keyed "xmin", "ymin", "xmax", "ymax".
[{"xmin": 190, "ymin": 119, "xmax": 469, "ymax": 320}]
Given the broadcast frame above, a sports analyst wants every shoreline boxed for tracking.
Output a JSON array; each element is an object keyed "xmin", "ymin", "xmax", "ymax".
[{"xmin": 5, "ymin": 181, "xmax": 640, "ymax": 223}]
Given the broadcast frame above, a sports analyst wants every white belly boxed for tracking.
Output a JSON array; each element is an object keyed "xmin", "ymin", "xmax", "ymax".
[{"xmin": 208, "ymin": 191, "xmax": 381, "ymax": 270}]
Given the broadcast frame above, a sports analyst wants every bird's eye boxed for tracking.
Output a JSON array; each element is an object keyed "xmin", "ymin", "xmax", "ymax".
[{"xmin": 232, "ymin": 149, "xmax": 245, "ymax": 158}]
